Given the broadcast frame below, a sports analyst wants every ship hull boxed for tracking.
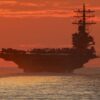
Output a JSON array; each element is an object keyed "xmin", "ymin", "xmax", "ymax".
[{"xmin": 0, "ymin": 53, "xmax": 89, "ymax": 73}]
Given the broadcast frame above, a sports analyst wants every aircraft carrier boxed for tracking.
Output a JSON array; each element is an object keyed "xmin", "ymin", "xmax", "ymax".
[{"xmin": 0, "ymin": 4, "xmax": 97, "ymax": 73}]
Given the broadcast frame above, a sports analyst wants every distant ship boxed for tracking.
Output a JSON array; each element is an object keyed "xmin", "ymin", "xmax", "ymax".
[{"xmin": 0, "ymin": 4, "xmax": 98, "ymax": 73}]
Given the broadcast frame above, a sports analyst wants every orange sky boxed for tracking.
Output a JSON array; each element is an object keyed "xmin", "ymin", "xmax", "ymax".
[{"xmin": 0, "ymin": 0, "xmax": 99, "ymax": 68}]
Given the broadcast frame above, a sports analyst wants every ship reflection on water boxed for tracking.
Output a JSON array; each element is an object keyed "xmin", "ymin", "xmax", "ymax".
[{"xmin": 0, "ymin": 70, "xmax": 100, "ymax": 100}]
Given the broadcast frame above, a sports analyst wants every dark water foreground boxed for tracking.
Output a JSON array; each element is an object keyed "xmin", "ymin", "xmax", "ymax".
[{"xmin": 0, "ymin": 68, "xmax": 100, "ymax": 100}]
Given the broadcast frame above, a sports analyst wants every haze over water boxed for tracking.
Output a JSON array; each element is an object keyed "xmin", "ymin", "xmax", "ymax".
[{"xmin": 0, "ymin": 67, "xmax": 100, "ymax": 100}]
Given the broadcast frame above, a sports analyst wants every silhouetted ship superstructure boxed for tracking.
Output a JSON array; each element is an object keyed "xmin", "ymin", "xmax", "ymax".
[{"xmin": 0, "ymin": 4, "xmax": 97, "ymax": 73}]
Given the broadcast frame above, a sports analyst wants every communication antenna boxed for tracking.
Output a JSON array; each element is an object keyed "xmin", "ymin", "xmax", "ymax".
[{"xmin": 73, "ymin": 4, "xmax": 96, "ymax": 33}]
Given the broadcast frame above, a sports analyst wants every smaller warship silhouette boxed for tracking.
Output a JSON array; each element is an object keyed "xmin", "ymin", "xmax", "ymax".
[{"xmin": 0, "ymin": 4, "xmax": 98, "ymax": 73}]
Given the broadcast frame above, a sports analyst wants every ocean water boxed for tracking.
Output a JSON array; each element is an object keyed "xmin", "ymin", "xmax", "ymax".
[{"xmin": 0, "ymin": 68, "xmax": 100, "ymax": 100}]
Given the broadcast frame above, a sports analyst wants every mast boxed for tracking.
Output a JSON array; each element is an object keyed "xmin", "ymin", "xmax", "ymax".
[
  {"xmin": 83, "ymin": 4, "xmax": 86, "ymax": 33},
  {"xmin": 72, "ymin": 4, "xmax": 96, "ymax": 51}
]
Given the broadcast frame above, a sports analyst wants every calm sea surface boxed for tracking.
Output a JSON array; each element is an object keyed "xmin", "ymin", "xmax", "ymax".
[{"xmin": 0, "ymin": 68, "xmax": 100, "ymax": 100}]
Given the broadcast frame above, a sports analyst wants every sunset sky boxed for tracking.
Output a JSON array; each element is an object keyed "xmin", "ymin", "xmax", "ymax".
[{"xmin": 0, "ymin": 0, "xmax": 100, "ymax": 67}]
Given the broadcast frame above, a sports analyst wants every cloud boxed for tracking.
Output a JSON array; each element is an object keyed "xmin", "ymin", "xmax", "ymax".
[
  {"xmin": 0, "ymin": 0, "xmax": 73, "ymax": 18},
  {"xmin": 0, "ymin": 0, "xmax": 17, "ymax": 5},
  {"xmin": 0, "ymin": 0, "xmax": 46, "ymax": 9},
  {"xmin": 0, "ymin": 9, "xmax": 74, "ymax": 18},
  {"xmin": 19, "ymin": 2, "xmax": 40, "ymax": 7},
  {"xmin": 0, "ymin": 0, "xmax": 99, "ymax": 19}
]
